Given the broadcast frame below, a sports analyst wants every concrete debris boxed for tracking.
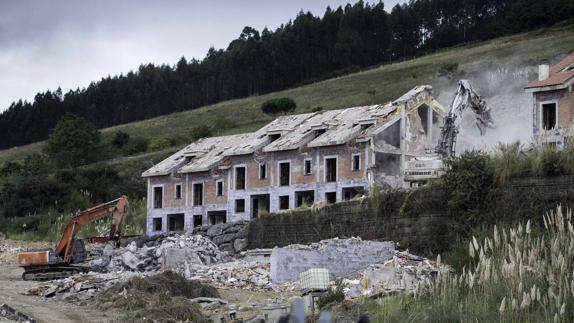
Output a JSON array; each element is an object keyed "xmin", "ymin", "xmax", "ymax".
[
  {"xmin": 0, "ymin": 303, "xmax": 36, "ymax": 323},
  {"xmin": 90, "ymin": 233, "xmax": 227, "ymax": 273},
  {"xmin": 342, "ymin": 249, "xmax": 443, "ymax": 298},
  {"xmin": 270, "ymin": 237, "xmax": 396, "ymax": 283}
]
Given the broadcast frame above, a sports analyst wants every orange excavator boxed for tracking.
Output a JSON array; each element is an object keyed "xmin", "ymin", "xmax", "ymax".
[{"xmin": 16, "ymin": 196, "xmax": 129, "ymax": 281}]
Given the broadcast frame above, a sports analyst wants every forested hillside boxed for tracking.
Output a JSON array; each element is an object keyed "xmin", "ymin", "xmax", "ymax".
[{"xmin": 1, "ymin": 0, "xmax": 573, "ymax": 149}]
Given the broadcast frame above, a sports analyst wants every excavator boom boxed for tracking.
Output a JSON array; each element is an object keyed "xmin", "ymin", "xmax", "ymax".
[{"xmin": 16, "ymin": 196, "xmax": 129, "ymax": 280}]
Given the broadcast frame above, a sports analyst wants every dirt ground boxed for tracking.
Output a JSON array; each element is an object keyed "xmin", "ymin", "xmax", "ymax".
[{"xmin": 0, "ymin": 262, "xmax": 121, "ymax": 323}]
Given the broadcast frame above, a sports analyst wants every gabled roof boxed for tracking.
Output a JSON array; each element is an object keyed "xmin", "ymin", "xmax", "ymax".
[
  {"xmin": 525, "ymin": 52, "xmax": 574, "ymax": 91},
  {"xmin": 142, "ymin": 85, "xmax": 442, "ymax": 177}
]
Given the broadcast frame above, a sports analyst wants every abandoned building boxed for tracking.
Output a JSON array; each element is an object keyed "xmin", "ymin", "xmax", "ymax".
[
  {"xmin": 142, "ymin": 86, "xmax": 445, "ymax": 235},
  {"xmin": 525, "ymin": 52, "xmax": 574, "ymax": 148}
]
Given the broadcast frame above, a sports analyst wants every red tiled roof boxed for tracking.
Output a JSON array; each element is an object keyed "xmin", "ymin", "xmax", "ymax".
[{"xmin": 525, "ymin": 52, "xmax": 574, "ymax": 89}]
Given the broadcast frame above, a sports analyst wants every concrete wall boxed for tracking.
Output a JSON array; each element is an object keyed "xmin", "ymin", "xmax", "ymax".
[{"xmin": 270, "ymin": 239, "xmax": 395, "ymax": 283}]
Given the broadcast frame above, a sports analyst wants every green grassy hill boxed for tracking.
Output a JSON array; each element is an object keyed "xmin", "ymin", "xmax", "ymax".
[{"xmin": 2, "ymin": 21, "xmax": 574, "ymax": 167}]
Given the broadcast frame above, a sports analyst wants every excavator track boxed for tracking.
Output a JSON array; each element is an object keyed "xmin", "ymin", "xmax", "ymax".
[{"xmin": 22, "ymin": 266, "xmax": 87, "ymax": 281}]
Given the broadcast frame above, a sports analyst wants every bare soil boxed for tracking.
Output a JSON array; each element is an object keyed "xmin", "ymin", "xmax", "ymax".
[{"xmin": 0, "ymin": 240, "xmax": 119, "ymax": 323}]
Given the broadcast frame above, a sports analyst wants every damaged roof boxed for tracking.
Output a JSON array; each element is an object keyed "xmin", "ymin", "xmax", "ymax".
[
  {"xmin": 142, "ymin": 85, "xmax": 440, "ymax": 177},
  {"xmin": 525, "ymin": 52, "xmax": 574, "ymax": 91}
]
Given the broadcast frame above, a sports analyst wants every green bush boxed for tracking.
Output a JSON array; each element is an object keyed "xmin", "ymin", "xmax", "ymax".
[
  {"xmin": 112, "ymin": 131, "xmax": 130, "ymax": 148},
  {"xmin": 442, "ymin": 151, "xmax": 495, "ymax": 229},
  {"xmin": 147, "ymin": 137, "xmax": 172, "ymax": 152},
  {"xmin": 123, "ymin": 136, "xmax": 148, "ymax": 155},
  {"xmin": 190, "ymin": 125, "xmax": 212, "ymax": 141},
  {"xmin": 316, "ymin": 278, "xmax": 346, "ymax": 309},
  {"xmin": 261, "ymin": 97, "xmax": 297, "ymax": 115}
]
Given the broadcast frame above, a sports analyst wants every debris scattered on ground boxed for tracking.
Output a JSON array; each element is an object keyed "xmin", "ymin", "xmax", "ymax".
[
  {"xmin": 342, "ymin": 249, "xmax": 443, "ymax": 297},
  {"xmin": 0, "ymin": 303, "xmax": 37, "ymax": 323},
  {"xmin": 96, "ymin": 271, "xmax": 215, "ymax": 323},
  {"xmin": 91, "ymin": 233, "xmax": 227, "ymax": 273}
]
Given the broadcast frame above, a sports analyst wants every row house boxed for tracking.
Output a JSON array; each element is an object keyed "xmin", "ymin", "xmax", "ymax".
[
  {"xmin": 525, "ymin": 51, "xmax": 574, "ymax": 148},
  {"xmin": 142, "ymin": 85, "xmax": 445, "ymax": 235}
]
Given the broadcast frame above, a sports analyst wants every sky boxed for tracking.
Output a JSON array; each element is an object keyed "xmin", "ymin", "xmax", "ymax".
[{"xmin": 0, "ymin": 0, "xmax": 406, "ymax": 112}]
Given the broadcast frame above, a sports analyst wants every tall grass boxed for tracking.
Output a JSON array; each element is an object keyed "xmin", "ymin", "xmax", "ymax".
[{"xmin": 374, "ymin": 206, "xmax": 574, "ymax": 322}]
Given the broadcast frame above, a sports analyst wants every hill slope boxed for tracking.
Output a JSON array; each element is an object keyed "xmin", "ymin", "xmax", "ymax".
[{"xmin": 1, "ymin": 21, "xmax": 574, "ymax": 166}]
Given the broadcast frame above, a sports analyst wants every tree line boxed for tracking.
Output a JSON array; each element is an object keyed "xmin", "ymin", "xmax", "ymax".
[{"xmin": 1, "ymin": 0, "xmax": 572, "ymax": 149}]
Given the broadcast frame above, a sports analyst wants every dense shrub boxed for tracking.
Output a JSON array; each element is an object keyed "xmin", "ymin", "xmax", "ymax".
[
  {"xmin": 112, "ymin": 131, "xmax": 130, "ymax": 148},
  {"xmin": 261, "ymin": 97, "xmax": 297, "ymax": 115},
  {"xmin": 190, "ymin": 125, "xmax": 212, "ymax": 141}
]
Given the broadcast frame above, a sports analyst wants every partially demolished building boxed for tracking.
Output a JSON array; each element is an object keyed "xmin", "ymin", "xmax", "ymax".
[
  {"xmin": 525, "ymin": 52, "xmax": 574, "ymax": 148},
  {"xmin": 142, "ymin": 86, "xmax": 444, "ymax": 235}
]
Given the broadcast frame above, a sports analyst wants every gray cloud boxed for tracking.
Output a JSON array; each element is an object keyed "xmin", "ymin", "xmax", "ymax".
[{"xmin": 0, "ymin": 0, "xmax": 406, "ymax": 111}]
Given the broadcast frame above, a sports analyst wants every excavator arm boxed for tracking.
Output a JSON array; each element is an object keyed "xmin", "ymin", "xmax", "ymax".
[
  {"xmin": 16, "ymin": 196, "xmax": 129, "ymax": 280},
  {"xmin": 436, "ymin": 80, "xmax": 494, "ymax": 157},
  {"xmin": 55, "ymin": 196, "xmax": 129, "ymax": 263}
]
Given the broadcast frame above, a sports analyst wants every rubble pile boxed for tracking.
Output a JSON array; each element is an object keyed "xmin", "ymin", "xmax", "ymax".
[
  {"xmin": 91, "ymin": 233, "xmax": 227, "ymax": 273},
  {"xmin": 342, "ymin": 250, "xmax": 443, "ymax": 297}
]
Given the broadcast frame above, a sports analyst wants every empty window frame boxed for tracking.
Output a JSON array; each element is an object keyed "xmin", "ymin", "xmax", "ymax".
[
  {"xmin": 279, "ymin": 162, "xmax": 290, "ymax": 186},
  {"xmin": 304, "ymin": 159, "xmax": 312, "ymax": 175},
  {"xmin": 153, "ymin": 186, "xmax": 163, "ymax": 209},
  {"xmin": 279, "ymin": 195, "xmax": 290, "ymax": 210},
  {"xmin": 295, "ymin": 191, "xmax": 315, "ymax": 207},
  {"xmin": 541, "ymin": 102, "xmax": 557, "ymax": 130},
  {"xmin": 175, "ymin": 184, "xmax": 182, "ymax": 199},
  {"xmin": 193, "ymin": 214, "xmax": 203, "ymax": 227},
  {"xmin": 167, "ymin": 213, "xmax": 184, "ymax": 231},
  {"xmin": 193, "ymin": 182, "xmax": 204, "ymax": 206},
  {"xmin": 153, "ymin": 218, "xmax": 162, "ymax": 231},
  {"xmin": 216, "ymin": 180, "xmax": 224, "ymax": 196},
  {"xmin": 352, "ymin": 154, "xmax": 360, "ymax": 171},
  {"xmin": 259, "ymin": 163, "xmax": 267, "ymax": 179},
  {"xmin": 235, "ymin": 166, "xmax": 246, "ymax": 190},
  {"xmin": 325, "ymin": 192, "xmax": 337, "ymax": 204},
  {"xmin": 235, "ymin": 199, "xmax": 245, "ymax": 213},
  {"xmin": 325, "ymin": 157, "xmax": 337, "ymax": 182}
]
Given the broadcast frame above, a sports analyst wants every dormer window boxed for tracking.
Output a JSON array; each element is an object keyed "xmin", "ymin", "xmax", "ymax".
[
  {"xmin": 269, "ymin": 134, "xmax": 281, "ymax": 142},
  {"xmin": 313, "ymin": 129, "xmax": 326, "ymax": 138},
  {"xmin": 562, "ymin": 64, "xmax": 574, "ymax": 73},
  {"xmin": 184, "ymin": 156, "xmax": 194, "ymax": 164}
]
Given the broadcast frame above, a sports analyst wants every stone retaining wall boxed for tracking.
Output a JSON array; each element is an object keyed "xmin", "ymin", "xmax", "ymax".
[{"xmin": 193, "ymin": 221, "xmax": 249, "ymax": 254}]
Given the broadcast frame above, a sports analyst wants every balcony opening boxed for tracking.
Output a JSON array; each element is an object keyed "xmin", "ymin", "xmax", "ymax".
[
  {"xmin": 542, "ymin": 103, "xmax": 557, "ymax": 130},
  {"xmin": 193, "ymin": 183, "xmax": 203, "ymax": 206},
  {"xmin": 153, "ymin": 186, "xmax": 163, "ymax": 209},
  {"xmin": 279, "ymin": 162, "xmax": 290, "ymax": 186},
  {"xmin": 325, "ymin": 158, "xmax": 337, "ymax": 182},
  {"xmin": 235, "ymin": 166, "xmax": 246, "ymax": 190}
]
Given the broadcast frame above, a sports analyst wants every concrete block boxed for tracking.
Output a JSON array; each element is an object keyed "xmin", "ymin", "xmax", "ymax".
[{"xmin": 270, "ymin": 239, "xmax": 395, "ymax": 283}]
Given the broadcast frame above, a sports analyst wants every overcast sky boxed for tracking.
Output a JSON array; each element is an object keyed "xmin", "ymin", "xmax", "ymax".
[{"xmin": 0, "ymin": 0, "xmax": 406, "ymax": 112}]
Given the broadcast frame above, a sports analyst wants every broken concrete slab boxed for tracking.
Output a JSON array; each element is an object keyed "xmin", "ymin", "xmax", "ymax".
[{"xmin": 270, "ymin": 238, "xmax": 395, "ymax": 283}]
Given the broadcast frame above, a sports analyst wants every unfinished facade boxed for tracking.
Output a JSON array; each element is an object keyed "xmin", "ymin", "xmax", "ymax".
[
  {"xmin": 142, "ymin": 86, "xmax": 444, "ymax": 235},
  {"xmin": 525, "ymin": 52, "xmax": 574, "ymax": 148}
]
